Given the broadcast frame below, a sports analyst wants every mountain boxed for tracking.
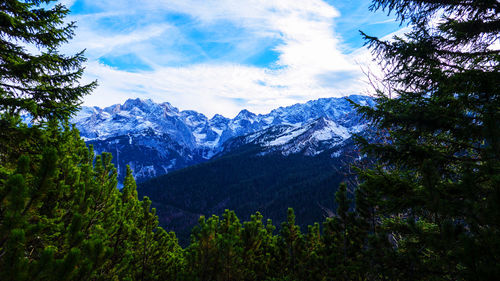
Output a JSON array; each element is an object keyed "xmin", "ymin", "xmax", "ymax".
[
  {"xmin": 222, "ymin": 117, "xmax": 352, "ymax": 157},
  {"xmin": 72, "ymin": 95, "xmax": 374, "ymax": 183},
  {"xmin": 72, "ymin": 95, "xmax": 374, "ymax": 244},
  {"xmin": 138, "ymin": 145, "xmax": 356, "ymax": 245}
]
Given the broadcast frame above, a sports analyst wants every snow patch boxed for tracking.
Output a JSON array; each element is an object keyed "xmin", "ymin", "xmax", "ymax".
[
  {"xmin": 267, "ymin": 126, "xmax": 308, "ymax": 146},
  {"xmin": 331, "ymin": 150, "xmax": 342, "ymax": 158}
]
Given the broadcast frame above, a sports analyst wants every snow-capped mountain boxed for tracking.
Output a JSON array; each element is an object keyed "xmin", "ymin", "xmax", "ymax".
[
  {"xmin": 223, "ymin": 117, "xmax": 356, "ymax": 157},
  {"xmin": 72, "ymin": 95, "xmax": 374, "ymax": 182}
]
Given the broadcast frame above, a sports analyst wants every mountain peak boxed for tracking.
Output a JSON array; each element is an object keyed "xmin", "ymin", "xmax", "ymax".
[
  {"xmin": 235, "ymin": 109, "xmax": 256, "ymax": 120},
  {"xmin": 122, "ymin": 98, "xmax": 154, "ymax": 110},
  {"xmin": 160, "ymin": 102, "xmax": 179, "ymax": 115},
  {"xmin": 72, "ymin": 95, "xmax": 372, "ymax": 181},
  {"xmin": 210, "ymin": 114, "xmax": 229, "ymax": 122}
]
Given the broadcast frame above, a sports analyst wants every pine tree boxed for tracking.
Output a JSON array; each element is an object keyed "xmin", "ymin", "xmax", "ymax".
[
  {"xmin": 0, "ymin": 124, "xmax": 184, "ymax": 280},
  {"xmin": 355, "ymin": 0, "xmax": 500, "ymax": 279},
  {"xmin": 300, "ymin": 222, "xmax": 323, "ymax": 281},
  {"xmin": 187, "ymin": 214, "xmax": 221, "ymax": 280},
  {"xmin": 0, "ymin": 0, "xmax": 96, "ymax": 171},
  {"xmin": 240, "ymin": 212, "xmax": 275, "ymax": 280},
  {"xmin": 0, "ymin": 2, "xmax": 183, "ymax": 279},
  {"xmin": 319, "ymin": 183, "xmax": 367, "ymax": 281},
  {"xmin": 276, "ymin": 208, "xmax": 304, "ymax": 280},
  {"xmin": 0, "ymin": 0, "xmax": 96, "ymax": 120}
]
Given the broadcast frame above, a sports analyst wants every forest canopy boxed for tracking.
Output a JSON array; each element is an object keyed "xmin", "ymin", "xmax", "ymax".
[{"xmin": 0, "ymin": 0, "xmax": 498, "ymax": 280}]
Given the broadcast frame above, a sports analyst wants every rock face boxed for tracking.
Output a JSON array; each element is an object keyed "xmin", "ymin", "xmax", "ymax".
[{"xmin": 72, "ymin": 95, "xmax": 374, "ymax": 182}]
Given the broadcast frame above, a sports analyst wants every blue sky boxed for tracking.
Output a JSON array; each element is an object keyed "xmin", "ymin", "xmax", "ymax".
[{"xmin": 59, "ymin": 0, "xmax": 405, "ymax": 117}]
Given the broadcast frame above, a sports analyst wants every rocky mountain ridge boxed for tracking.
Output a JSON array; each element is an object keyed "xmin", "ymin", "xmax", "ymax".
[{"xmin": 72, "ymin": 95, "xmax": 374, "ymax": 182}]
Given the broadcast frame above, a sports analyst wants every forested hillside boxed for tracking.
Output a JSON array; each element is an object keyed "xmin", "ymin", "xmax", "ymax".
[
  {"xmin": 138, "ymin": 143, "xmax": 356, "ymax": 245},
  {"xmin": 1, "ymin": 0, "xmax": 498, "ymax": 280}
]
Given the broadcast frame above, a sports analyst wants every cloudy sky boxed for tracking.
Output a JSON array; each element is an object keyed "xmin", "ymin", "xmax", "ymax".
[{"xmin": 60, "ymin": 0, "xmax": 403, "ymax": 117}]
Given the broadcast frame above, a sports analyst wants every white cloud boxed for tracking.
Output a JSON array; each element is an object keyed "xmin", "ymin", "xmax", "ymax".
[
  {"xmin": 83, "ymin": 61, "xmax": 365, "ymax": 118},
  {"xmin": 60, "ymin": 0, "xmax": 78, "ymax": 8},
  {"xmin": 70, "ymin": 24, "xmax": 172, "ymax": 59},
  {"xmin": 66, "ymin": 0, "xmax": 397, "ymax": 117}
]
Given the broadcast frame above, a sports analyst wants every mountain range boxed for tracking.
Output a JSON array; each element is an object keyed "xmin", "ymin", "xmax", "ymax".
[
  {"xmin": 70, "ymin": 95, "xmax": 375, "ymax": 244},
  {"xmin": 72, "ymin": 95, "xmax": 375, "ymax": 183}
]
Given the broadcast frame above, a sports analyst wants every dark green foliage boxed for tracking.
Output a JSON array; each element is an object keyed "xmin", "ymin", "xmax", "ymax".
[
  {"xmin": 3, "ymin": 0, "xmax": 497, "ymax": 280},
  {"xmin": 0, "ymin": 126, "xmax": 184, "ymax": 280},
  {"xmin": 138, "ymin": 144, "xmax": 351, "ymax": 245},
  {"xmin": 352, "ymin": 0, "xmax": 500, "ymax": 280},
  {"xmin": 0, "ymin": 1, "xmax": 182, "ymax": 280},
  {"xmin": 185, "ymin": 210, "xmax": 246, "ymax": 281},
  {"xmin": 0, "ymin": 0, "xmax": 96, "ymax": 121},
  {"xmin": 0, "ymin": 0, "xmax": 95, "ymax": 170},
  {"xmin": 183, "ymin": 201, "xmax": 369, "ymax": 281}
]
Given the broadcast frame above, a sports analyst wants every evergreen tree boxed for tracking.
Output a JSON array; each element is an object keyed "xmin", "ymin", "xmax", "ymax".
[
  {"xmin": 0, "ymin": 124, "xmax": 184, "ymax": 280},
  {"xmin": 319, "ymin": 183, "xmax": 367, "ymax": 281},
  {"xmin": 187, "ymin": 214, "xmax": 221, "ymax": 280},
  {"xmin": 355, "ymin": 0, "xmax": 500, "ymax": 279},
  {"xmin": 0, "ymin": 0, "xmax": 96, "ymax": 169},
  {"xmin": 240, "ymin": 212, "xmax": 275, "ymax": 280},
  {"xmin": 0, "ymin": 0, "xmax": 96, "ymax": 120},
  {"xmin": 300, "ymin": 222, "xmax": 323, "ymax": 281},
  {"xmin": 0, "ymin": 1, "xmax": 183, "ymax": 280},
  {"xmin": 276, "ymin": 208, "xmax": 305, "ymax": 280}
]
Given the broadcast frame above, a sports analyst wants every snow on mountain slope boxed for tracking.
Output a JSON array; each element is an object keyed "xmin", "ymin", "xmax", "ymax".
[
  {"xmin": 222, "ymin": 117, "xmax": 355, "ymax": 157},
  {"xmin": 71, "ymin": 95, "xmax": 373, "ymax": 181}
]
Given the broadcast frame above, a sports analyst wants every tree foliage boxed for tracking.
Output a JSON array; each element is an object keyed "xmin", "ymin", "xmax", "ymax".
[
  {"xmin": 2, "ymin": 0, "xmax": 499, "ymax": 280},
  {"xmin": 0, "ymin": 125, "xmax": 184, "ymax": 280},
  {"xmin": 0, "ymin": 1, "xmax": 182, "ymax": 280},
  {"xmin": 0, "ymin": 0, "xmax": 96, "ymax": 120},
  {"xmin": 353, "ymin": 0, "xmax": 500, "ymax": 279}
]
